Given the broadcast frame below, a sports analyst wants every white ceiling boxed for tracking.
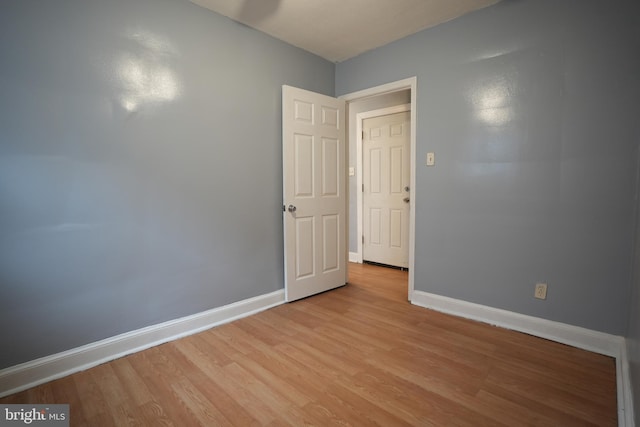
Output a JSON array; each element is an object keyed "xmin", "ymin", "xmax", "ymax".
[{"xmin": 190, "ymin": 0, "xmax": 500, "ymax": 63}]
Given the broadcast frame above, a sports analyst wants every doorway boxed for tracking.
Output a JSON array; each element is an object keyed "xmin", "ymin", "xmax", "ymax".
[
  {"xmin": 361, "ymin": 107, "xmax": 410, "ymax": 269},
  {"xmin": 340, "ymin": 77, "xmax": 417, "ymax": 300}
]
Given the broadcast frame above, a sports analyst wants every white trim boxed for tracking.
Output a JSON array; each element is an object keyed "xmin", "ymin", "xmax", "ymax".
[
  {"xmin": 619, "ymin": 342, "xmax": 635, "ymax": 427},
  {"xmin": 411, "ymin": 290, "xmax": 634, "ymax": 427},
  {"xmin": 411, "ymin": 290, "xmax": 622, "ymax": 355},
  {"xmin": 341, "ymin": 77, "xmax": 417, "ymax": 300},
  {"xmin": 348, "ymin": 251, "xmax": 359, "ymax": 263},
  {"xmin": 356, "ymin": 103, "xmax": 411, "ymax": 268},
  {"xmin": 0, "ymin": 290, "xmax": 285, "ymax": 398},
  {"xmin": 341, "ymin": 77, "xmax": 417, "ymax": 102},
  {"xmin": 356, "ymin": 104, "xmax": 411, "ymax": 120}
]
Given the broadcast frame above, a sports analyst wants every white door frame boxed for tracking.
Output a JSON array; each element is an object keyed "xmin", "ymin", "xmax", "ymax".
[
  {"xmin": 340, "ymin": 77, "xmax": 417, "ymax": 300},
  {"xmin": 356, "ymin": 103, "xmax": 411, "ymax": 266}
]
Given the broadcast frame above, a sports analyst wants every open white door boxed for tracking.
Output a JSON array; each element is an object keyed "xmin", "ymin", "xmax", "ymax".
[{"xmin": 283, "ymin": 85, "xmax": 346, "ymax": 302}]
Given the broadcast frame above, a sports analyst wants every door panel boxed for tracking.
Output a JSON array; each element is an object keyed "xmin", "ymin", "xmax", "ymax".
[
  {"xmin": 390, "ymin": 209, "xmax": 403, "ymax": 247},
  {"xmin": 283, "ymin": 85, "xmax": 346, "ymax": 302},
  {"xmin": 370, "ymin": 208, "xmax": 382, "ymax": 245},
  {"xmin": 391, "ymin": 147, "xmax": 403, "ymax": 193},
  {"xmin": 322, "ymin": 214, "xmax": 339, "ymax": 272},
  {"xmin": 370, "ymin": 149, "xmax": 382, "ymax": 193},
  {"xmin": 363, "ymin": 111, "xmax": 410, "ymax": 268},
  {"xmin": 295, "ymin": 216, "xmax": 315, "ymax": 279},
  {"xmin": 295, "ymin": 134, "xmax": 314, "ymax": 197},
  {"xmin": 322, "ymin": 138, "xmax": 339, "ymax": 196}
]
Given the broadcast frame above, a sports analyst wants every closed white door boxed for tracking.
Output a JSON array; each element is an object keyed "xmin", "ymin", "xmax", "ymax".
[
  {"xmin": 282, "ymin": 85, "xmax": 346, "ymax": 302},
  {"xmin": 363, "ymin": 111, "xmax": 410, "ymax": 268}
]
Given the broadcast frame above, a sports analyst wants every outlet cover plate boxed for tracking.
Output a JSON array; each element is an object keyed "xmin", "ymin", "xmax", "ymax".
[{"xmin": 534, "ymin": 283, "xmax": 547, "ymax": 300}]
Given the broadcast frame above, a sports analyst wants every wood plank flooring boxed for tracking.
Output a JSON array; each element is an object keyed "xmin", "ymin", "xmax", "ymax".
[{"xmin": 1, "ymin": 263, "xmax": 617, "ymax": 426}]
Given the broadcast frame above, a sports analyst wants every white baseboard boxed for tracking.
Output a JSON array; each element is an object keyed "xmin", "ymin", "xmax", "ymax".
[
  {"xmin": 2, "ymin": 287, "xmax": 634, "ymax": 426},
  {"xmin": 0, "ymin": 289, "xmax": 285, "ymax": 398},
  {"xmin": 411, "ymin": 290, "xmax": 623, "ymax": 356},
  {"xmin": 411, "ymin": 290, "xmax": 633, "ymax": 427},
  {"xmin": 619, "ymin": 343, "xmax": 636, "ymax": 427},
  {"xmin": 349, "ymin": 252, "xmax": 359, "ymax": 263}
]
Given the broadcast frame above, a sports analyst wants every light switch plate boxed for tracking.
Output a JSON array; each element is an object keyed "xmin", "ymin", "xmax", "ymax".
[
  {"xmin": 426, "ymin": 152, "xmax": 435, "ymax": 166},
  {"xmin": 348, "ymin": 167, "xmax": 355, "ymax": 176}
]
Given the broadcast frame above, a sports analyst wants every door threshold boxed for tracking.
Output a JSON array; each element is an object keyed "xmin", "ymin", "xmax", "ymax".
[{"xmin": 363, "ymin": 260, "xmax": 409, "ymax": 271}]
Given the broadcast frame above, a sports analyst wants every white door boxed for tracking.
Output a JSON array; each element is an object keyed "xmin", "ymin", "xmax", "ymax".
[
  {"xmin": 363, "ymin": 111, "xmax": 410, "ymax": 268},
  {"xmin": 283, "ymin": 85, "xmax": 346, "ymax": 302}
]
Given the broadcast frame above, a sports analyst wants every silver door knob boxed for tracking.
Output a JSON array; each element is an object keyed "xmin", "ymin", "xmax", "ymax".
[
  {"xmin": 403, "ymin": 197, "xmax": 410, "ymax": 203},
  {"xmin": 288, "ymin": 204, "xmax": 297, "ymax": 212}
]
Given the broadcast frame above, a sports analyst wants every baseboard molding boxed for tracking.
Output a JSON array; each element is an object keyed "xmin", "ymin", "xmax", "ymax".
[
  {"xmin": 0, "ymin": 289, "xmax": 285, "ymax": 398},
  {"xmin": 412, "ymin": 290, "xmax": 633, "ymax": 426},
  {"xmin": 1, "ymin": 288, "xmax": 634, "ymax": 425},
  {"xmin": 349, "ymin": 252, "xmax": 359, "ymax": 263},
  {"xmin": 411, "ymin": 290, "xmax": 623, "ymax": 356},
  {"xmin": 619, "ymin": 342, "xmax": 636, "ymax": 426}
]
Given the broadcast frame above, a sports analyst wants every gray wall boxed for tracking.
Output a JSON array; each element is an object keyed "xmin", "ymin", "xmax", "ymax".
[
  {"xmin": 337, "ymin": 0, "xmax": 640, "ymax": 335},
  {"xmin": 0, "ymin": 0, "xmax": 334, "ymax": 369},
  {"xmin": 628, "ymin": 145, "xmax": 640, "ymax": 424},
  {"xmin": 347, "ymin": 91, "xmax": 411, "ymax": 254}
]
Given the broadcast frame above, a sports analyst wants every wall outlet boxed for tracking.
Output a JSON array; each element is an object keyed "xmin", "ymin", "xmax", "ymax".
[{"xmin": 534, "ymin": 283, "xmax": 547, "ymax": 300}]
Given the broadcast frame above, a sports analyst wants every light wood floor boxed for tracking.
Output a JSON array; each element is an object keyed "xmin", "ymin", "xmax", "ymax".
[{"xmin": 1, "ymin": 263, "xmax": 617, "ymax": 426}]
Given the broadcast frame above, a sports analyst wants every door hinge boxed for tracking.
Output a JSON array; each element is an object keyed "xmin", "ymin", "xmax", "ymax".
[
  {"xmin": 362, "ymin": 235, "xmax": 364, "ymax": 244},
  {"xmin": 362, "ymin": 184, "xmax": 364, "ymax": 192},
  {"xmin": 362, "ymin": 130, "xmax": 365, "ymax": 139}
]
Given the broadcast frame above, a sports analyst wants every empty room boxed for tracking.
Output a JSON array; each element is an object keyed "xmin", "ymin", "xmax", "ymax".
[{"xmin": 1, "ymin": 0, "xmax": 640, "ymax": 425}]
